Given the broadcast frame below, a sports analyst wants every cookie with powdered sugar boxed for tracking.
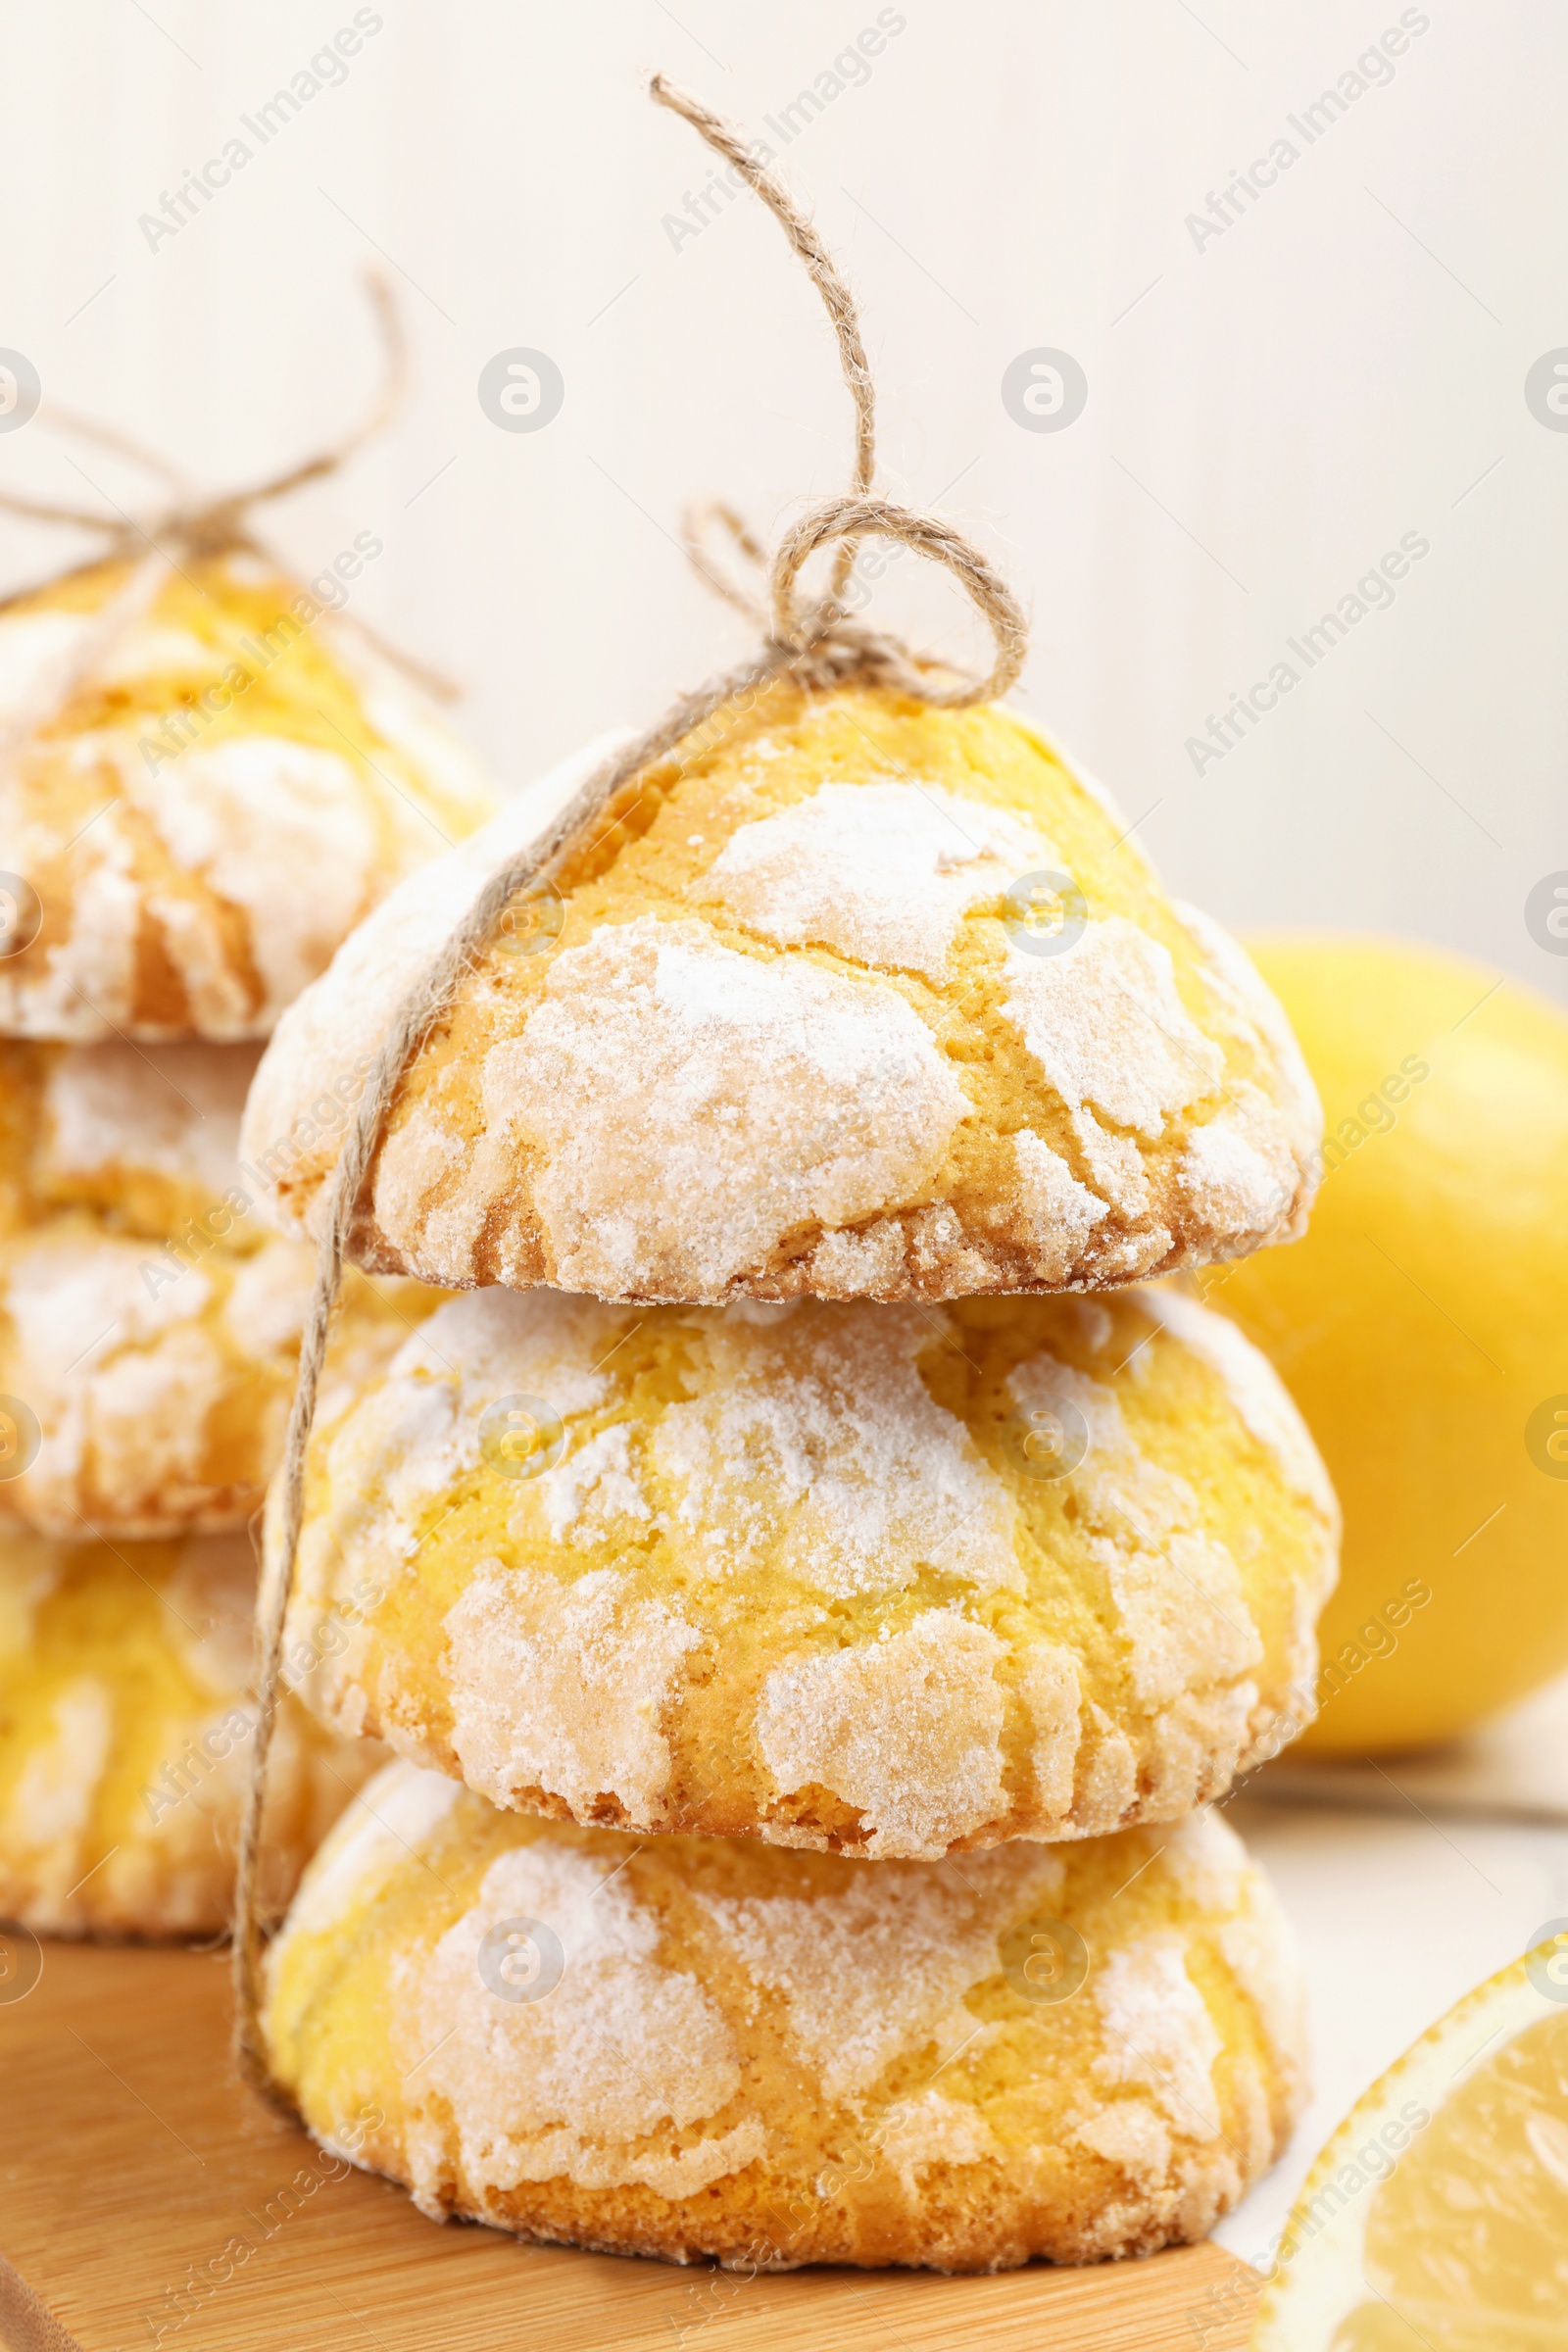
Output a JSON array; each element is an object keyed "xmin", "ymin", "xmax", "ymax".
[
  {"xmin": 0, "ymin": 553, "xmax": 497, "ymax": 1042},
  {"xmin": 0, "ymin": 1218, "xmax": 442, "ymax": 1539},
  {"xmin": 272, "ymin": 1281, "xmax": 1337, "ymax": 1856},
  {"xmin": 0, "ymin": 1529, "xmax": 381, "ymax": 1936},
  {"xmin": 264, "ymin": 1759, "xmax": 1306, "ymax": 2271},
  {"xmin": 243, "ymin": 678, "xmax": 1321, "ymax": 1303},
  {"xmin": 0, "ymin": 1029, "xmax": 447, "ymax": 1536},
  {"xmin": 0, "ymin": 1035, "xmax": 263, "ymax": 1241}
]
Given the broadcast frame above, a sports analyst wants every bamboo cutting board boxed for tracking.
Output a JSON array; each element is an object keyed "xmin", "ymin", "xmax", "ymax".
[{"xmin": 0, "ymin": 1942, "xmax": 1261, "ymax": 2351}]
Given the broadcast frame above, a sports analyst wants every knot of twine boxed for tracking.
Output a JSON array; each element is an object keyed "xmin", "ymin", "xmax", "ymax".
[
  {"xmin": 231, "ymin": 73, "xmax": 1032, "ymax": 2096},
  {"xmin": 0, "ymin": 273, "xmax": 451, "ymax": 781},
  {"xmin": 685, "ymin": 484, "xmax": 1029, "ymax": 707}
]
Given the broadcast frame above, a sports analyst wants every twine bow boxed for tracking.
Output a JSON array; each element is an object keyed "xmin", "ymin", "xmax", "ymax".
[
  {"xmin": 231, "ymin": 74, "xmax": 1033, "ymax": 2094},
  {"xmin": 0, "ymin": 271, "xmax": 404, "ymax": 561},
  {"xmin": 0, "ymin": 271, "xmax": 452, "ymax": 785}
]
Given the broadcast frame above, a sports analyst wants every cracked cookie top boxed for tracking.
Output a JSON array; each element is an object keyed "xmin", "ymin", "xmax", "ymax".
[
  {"xmin": 245, "ymin": 679, "xmax": 1320, "ymax": 1303},
  {"xmin": 0, "ymin": 552, "xmax": 497, "ymax": 1041},
  {"xmin": 274, "ymin": 1280, "xmax": 1338, "ymax": 1857}
]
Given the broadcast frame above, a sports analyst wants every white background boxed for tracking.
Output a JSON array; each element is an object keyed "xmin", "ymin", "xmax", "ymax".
[{"xmin": 1, "ymin": 0, "xmax": 1565, "ymax": 1004}]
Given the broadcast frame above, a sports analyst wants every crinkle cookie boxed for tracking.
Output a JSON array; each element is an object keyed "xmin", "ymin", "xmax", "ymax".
[
  {"xmin": 275, "ymin": 1283, "xmax": 1338, "ymax": 1857},
  {"xmin": 0, "ymin": 1529, "xmax": 380, "ymax": 1936},
  {"xmin": 264, "ymin": 1761, "xmax": 1307, "ymax": 2272},
  {"xmin": 0, "ymin": 1213, "xmax": 442, "ymax": 1538},
  {"xmin": 0, "ymin": 552, "xmax": 497, "ymax": 1041},
  {"xmin": 244, "ymin": 681, "xmax": 1322, "ymax": 1303},
  {"xmin": 0, "ymin": 1036, "xmax": 262, "ymax": 1244}
]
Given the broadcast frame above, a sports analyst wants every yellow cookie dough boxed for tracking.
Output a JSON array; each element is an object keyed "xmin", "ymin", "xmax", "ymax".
[
  {"xmin": 245, "ymin": 682, "xmax": 1321, "ymax": 1303},
  {"xmin": 0, "ymin": 1529, "xmax": 379, "ymax": 1936},
  {"xmin": 265, "ymin": 1761, "xmax": 1306, "ymax": 2272},
  {"xmin": 276, "ymin": 1282, "xmax": 1337, "ymax": 1857},
  {"xmin": 0, "ymin": 553, "xmax": 497, "ymax": 1042}
]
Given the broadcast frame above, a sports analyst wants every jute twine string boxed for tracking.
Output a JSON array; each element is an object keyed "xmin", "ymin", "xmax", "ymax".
[
  {"xmin": 230, "ymin": 71, "xmax": 1030, "ymax": 2094},
  {"xmin": 650, "ymin": 75, "xmax": 873, "ymax": 612},
  {"xmin": 0, "ymin": 272, "xmax": 453, "ymax": 787},
  {"xmin": 0, "ymin": 271, "xmax": 407, "ymax": 553}
]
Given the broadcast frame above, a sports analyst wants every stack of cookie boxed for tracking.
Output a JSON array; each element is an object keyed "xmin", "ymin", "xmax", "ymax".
[
  {"xmin": 248, "ymin": 677, "xmax": 1341, "ymax": 2271},
  {"xmin": 0, "ymin": 548, "xmax": 496, "ymax": 1936}
]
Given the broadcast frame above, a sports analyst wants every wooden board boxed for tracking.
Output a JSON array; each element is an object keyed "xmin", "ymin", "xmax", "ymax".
[{"xmin": 0, "ymin": 1943, "xmax": 1262, "ymax": 2351}]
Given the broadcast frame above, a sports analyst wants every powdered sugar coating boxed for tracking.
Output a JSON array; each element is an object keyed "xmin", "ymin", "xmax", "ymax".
[
  {"xmin": 33, "ymin": 1041, "xmax": 259, "ymax": 1215},
  {"xmin": 1004, "ymin": 1129, "xmax": 1109, "ymax": 1281},
  {"xmin": 1094, "ymin": 1934, "xmax": 1225, "ymax": 2136},
  {"xmin": 0, "ymin": 1217, "xmax": 430, "ymax": 1538},
  {"xmin": 757, "ymin": 1614, "xmax": 1009, "ymax": 1858},
  {"xmin": 444, "ymin": 1566, "xmax": 700, "ymax": 1825},
  {"xmin": 1004, "ymin": 1348, "xmax": 1268, "ymax": 1785},
  {"xmin": 244, "ymin": 731, "xmax": 631, "ymax": 1201},
  {"xmin": 141, "ymin": 735, "xmax": 379, "ymax": 1014},
  {"xmin": 652, "ymin": 1304, "xmax": 1018, "ymax": 1597},
  {"xmin": 0, "ymin": 1527, "xmax": 381, "ymax": 1936},
  {"xmin": 1158, "ymin": 1806, "xmax": 1253, "ymax": 1910},
  {"xmin": 1177, "ymin": 1094, "xmax": 1301, "ymax": 1244},
  {"xmin": 0, "ymin": 556, "xmax": 497, "ymax": 1041},
  {"xmin": 0, "ymin": 610, "xmax": 94, "ymax": 722},
  {"xmin": 1003, "ymin": 916, "xmax": 1225, "ymax": 1139},
  {"xmin": 1073, "ymin": 2098, "xmax": 1174, "ymax": 2186},
  {"xmin": 285, "ymin": 1764, "xmax": 462, "ymax": 1941},
  {"xmin": 405, "ymin": 1841, "xmax": 748, "ymax": 2205},
  {"xmin": 1103, "ymin": 1531, "xmax": 1263, "ymax": 1702},
  {"xmin": 8, "ymin": 1675, "xmax": 111, "ymax": 1851},
  {"xmin": 1172, "ymin": 901, "xmax": 1323, "ymax": 1163},
  {"xmin": 694, "ymin": 1839, "xmax": 1063, "ymax": 2099},
  {"xmin": 264, "ymin": 1764, "xmax": 1309, "ymax": 2271},
  {"xmin": 1015, "ymin": 1640, "xmax": 1084, "ymax": 1813},
  {"xmin": 876, "ymin": 2091, "xmax": 1002, "ymax": 2191},
  {"xmin": 701, "ymin": 779, "xmax": 1055, "ymax": 978},
  {"xmin": 0, "ymin": 1225, "xmax": 224, "ymax": 1534},
  {"xmin": 539, "ymin": 1423, "xmax": 651, "ymax": 1547},
  {"xmin": 321, "ymin": 1288, "xmax": 622, "ymax": 1544},
  {"xmin": 480, "ymin": 916, "xmax": 970, "ymax": 1298}
]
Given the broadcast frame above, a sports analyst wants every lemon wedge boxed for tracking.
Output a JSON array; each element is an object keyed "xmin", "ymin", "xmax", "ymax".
[{"xmin": 1253, "ymin": 1933, "xmax": 1568, "ymax": 2347}]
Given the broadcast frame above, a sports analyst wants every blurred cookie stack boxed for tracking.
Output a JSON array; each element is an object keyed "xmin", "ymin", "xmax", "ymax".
[
  {"xmin": 0, "ymin": 547, "xmax": 496, "ymax": 1936},
  {"xmin": 247, "ymin": 677, "xmax": 1343, "ymax": 2271}
]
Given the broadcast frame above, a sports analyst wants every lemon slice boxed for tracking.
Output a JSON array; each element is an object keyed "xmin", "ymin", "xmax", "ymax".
[{"xmin": 1253, "ymin": 1935, "xmax": 1568, "ymax": 2348}]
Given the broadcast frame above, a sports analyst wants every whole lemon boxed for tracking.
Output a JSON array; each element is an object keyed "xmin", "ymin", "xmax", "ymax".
[{"xmin": 1205, "ymin": 935, "xmax": 1568, "ymax": 1752}]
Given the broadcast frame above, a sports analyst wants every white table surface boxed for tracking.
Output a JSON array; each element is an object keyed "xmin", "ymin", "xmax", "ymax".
[{"xmin": 1212, "ymin": 1671, "xmax": 1568, "ymax": 2270}]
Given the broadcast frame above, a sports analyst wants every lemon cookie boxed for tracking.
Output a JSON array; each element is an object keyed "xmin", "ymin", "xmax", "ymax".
[
  {"xmin": 275, "ymin": 1282, "xmax": 1337, "ymax": 1856},
  {"xmin": 244, "ymin": 681, "xmax": 1321, "ymax": 1303},
  {"xmin": 265, "ymin": 1761, "xmax": 1306, "ymax": 2271},
  {"xmin": 0, "ymin": 1529, "xmax": 379, "ymax": 1936},
  {"xmin": 0, "ymin": 1036, "xmax": 262, "ymax": 1243},
  {"xmin": 0, "ymin": 1218, "xmax": 441, "ymax": 1538},
  {"xmin": 0, "ymin": 553, "xmax": 497, "ymax": 1041}
]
